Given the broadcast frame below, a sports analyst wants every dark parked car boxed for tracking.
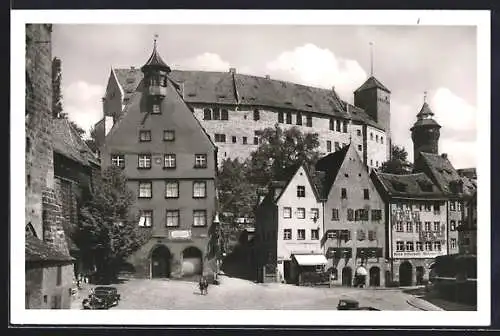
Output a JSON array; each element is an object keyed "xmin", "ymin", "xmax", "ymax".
[
  {"xmin": 337, "ymin": 299, "xmax": 380, "ymax": 311},
  {"xmin": 82, "ymin": 286, "xmax": 121, "ymax": 309}
]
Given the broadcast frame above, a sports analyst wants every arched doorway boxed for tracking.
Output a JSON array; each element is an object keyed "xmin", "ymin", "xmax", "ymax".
[
  {"xmin": 399, "ymin": 261, "xmax": 413, "ymax": 286},
  {"xmin": 151, "ymin": 245, "xmax": 171, "ymax": 278},
  {"xmin": 369, "ymin": 266, "xmax": 381, "ymax": 287},
  {"xmin": 342, "ymin": 267, "xmax": 352, "ymax": 286},
  {"xmin": 182, "ymin": 246, "xmax": 203, "ymax": 276},
  {"xmin": 416, "ymin": 266, "xmax": 425, "ymax": 285}
]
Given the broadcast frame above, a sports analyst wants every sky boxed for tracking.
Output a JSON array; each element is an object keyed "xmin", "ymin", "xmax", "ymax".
[{"xmin": 52, "ymin": 24, "xmax": 477, "ymax": 169}]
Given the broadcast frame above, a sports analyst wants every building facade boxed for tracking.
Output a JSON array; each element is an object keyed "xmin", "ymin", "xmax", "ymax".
[
  {"xmin": 459, "ymin": 191, "xmax": 477, "ymax": 254},
  {"xmin": 99, "ymin": 41, "xmax": 218, "ymax": 279},
  {"xmin": 255, "ymin": 165, "xmax": 326, "ymax": 284},
  {"xmin": 316, "ymin": 145, "xmax": 386, "ymax": 287},
  {"xmin": 371, "ymin": 171, "xmax": 448, "ymax": 286}
]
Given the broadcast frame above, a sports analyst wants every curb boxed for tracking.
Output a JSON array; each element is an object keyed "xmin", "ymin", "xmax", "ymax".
[{"xmin": 406, "ymin": 297, "xmax": 444, "ymax": 311}]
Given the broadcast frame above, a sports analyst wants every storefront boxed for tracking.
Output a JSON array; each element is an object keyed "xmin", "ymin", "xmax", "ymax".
[{"xmin": 291, "ymin": 254, "xmax": 328, "ymax": 285}]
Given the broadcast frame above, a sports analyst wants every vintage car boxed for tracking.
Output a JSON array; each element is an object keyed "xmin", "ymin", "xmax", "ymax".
[
  {"xmin": 337, "ymin": 299, "xmax": 380, "ymax": 311},
  {"xmin": 82, "ymin": 286, "xmax": 121, "ymax": 309}
]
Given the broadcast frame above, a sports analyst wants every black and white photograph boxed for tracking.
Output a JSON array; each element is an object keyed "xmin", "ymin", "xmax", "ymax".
[{"xmin": 12, "ymin": 10, "xmax": 490, "ymax": 326}]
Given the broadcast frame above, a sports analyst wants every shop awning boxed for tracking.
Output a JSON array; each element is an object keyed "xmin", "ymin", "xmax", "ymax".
[
  {"xmin": 355, "ymin": 266, "xmax": 368, "ymax": 276},
  {"xmin": 293, "ymin": 254, "xmax": 328, "ymax": 266}
]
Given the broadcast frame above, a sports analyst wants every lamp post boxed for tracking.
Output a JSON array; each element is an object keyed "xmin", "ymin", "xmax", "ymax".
[{"xmin": 213, "ymin": 212, "xmax": 221, "ymax": 275}]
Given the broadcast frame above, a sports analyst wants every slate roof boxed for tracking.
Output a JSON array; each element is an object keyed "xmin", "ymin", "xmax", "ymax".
[
  {"xmin": 354, "ymin": 76, "xmax": 391, "ymax": 94},
  {"xmin": 416, "ymin": 102, "xmax": 435, "ymax": 118},
  {"xmin": 373, "ymin": 171, "xmax": 445, "ymax": 199},
  {"xmin": 112, "ymin": 67, "xmax": 383, "ymax": 129},
  {"xmin": 25, "ymin": 235, "xmax": 75, "ymax": 263},
  {"xmin": 411, "ymin": 118, "xmax": 441, "ymax": 129},
  {"xmin": 141, "ymin": 43, "xmax": 171, "ymax": 72},
  {"xmin": 419, "ymin": 152, "xmax": 476, "ymax": 197},
  {"xmin": 52, "ymin": 118, "xmax": 100, "ymax": 167},
  {"xmin": 314, "ymin": 144, "xmax": 350, "ymax": 198},
  {"xmin": 347, "ymin": 103, "xmax": 385, "ymax": 131}
]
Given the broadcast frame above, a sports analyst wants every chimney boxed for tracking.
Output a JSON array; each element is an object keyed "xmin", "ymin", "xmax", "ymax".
[
  {"xmin": 229, "ymin": 67, "xmax": 236, "ymax": 74},
  {"xmin": 441, "ymin": 153, "xmax": 448, "ymax": 159},
  {"xmin": 265, "ymin": 75, "xmax": 270, "ymax": 80}
]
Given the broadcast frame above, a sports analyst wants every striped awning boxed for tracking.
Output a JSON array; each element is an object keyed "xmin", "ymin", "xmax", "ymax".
[{"xmin": 293, "ymin": 254, "xmax": 328, "ymax": 266}]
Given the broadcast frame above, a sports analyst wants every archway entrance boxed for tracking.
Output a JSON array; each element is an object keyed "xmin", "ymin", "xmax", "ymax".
[
  {"xmin": 182, "ymin": 246, "xmax": 203, "ymax": 276},
  {"xmin": 416, "ymin": 266, "xmax": 425, "ymax": 285},
  {"xmin": 399, "ymin": 261, "xmax": 413, "ymax": 286},
  {"xmin": 369, "ymin": 266, "xmax": 381, "ymax": 287},
  {"xmin": 151, "ymin": 245, "xmax": 171, "ymax": 278},
  {"xmin": 342, "ymin": 267, "xmax": 352, "ymax": 286}
]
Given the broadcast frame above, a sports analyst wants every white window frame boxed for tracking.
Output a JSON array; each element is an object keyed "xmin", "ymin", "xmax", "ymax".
[
  {"xmin": 283, "ymin": 229, "xmax": 292, "ymax": 240},
  {"xmin": 138, "ymin": 181, "xmax": 152, "ymax": 198},
  {"xmin": 311, "ymin": 229, "xmax": 319, "ymax": 240},
  {"xmin": 193, "ymin": 181, "xmax": 206, "ymax": 198},
  {"xmin": 111, "ymin": 154, "xmax": 125, "ymax": 168},
  {"xmin": 297, "ymin": 229, "xmax": 306, "ymax": 240},
  {"xmin": 425, "ymin": 241, "xmax": 433, "ymax": 251},
  {"xmin": 433, "ymin": 221, "xmax": 441, "ymax": 232},
  {"xmin": 297, "ymin": 208, "xmax": 306, "ymax": 219},
  {"xmin": 424, "ymin": 221, "xmax": 431, "ymax": 232},
  {"xmin": 166, "ymin": 210, "xmax": 179, "ymax": 227},
  {"xmin": 406, "ymin": 222, "xmax": 413, "ymax": 233},
  {"xmin": 433, "ymin": 241, "xmax": 442, "ymax": 251},
  {"xmin": 163, "ymin": 130, "xmax": 175, "ymax": 141},
  {"xmin": 165, "ymin": 181, "xmax": 179, "ymax": 198},
  {"xmin": 416, "ymin": 241, "xmax": 423, "ymax": 251},
  {"xmin": 283, "ymin": 207, "xmax": 292, "ymax": 219},
  {"xmin": 396, "ymin": 241, "xmax": 404, "ymax": 252},
  {"xmin": 195, "ymin": 154, "xmax": 207, "ymax": 168},
  {"xmin": 396, "ymin": 221, "xmax": 404, "ymax": 232},
  {"xmin": 450, "ymin": 238, "xmax": 457, "ymax": 249},
  {"xmin": 193, "ymin": 210, "xmax": 207, "ymax": 227},
  {"xmin": 138, "ymin": 154, "xmax": 151, "ymax": 169},
  {"xmin": 164, "ymin": 154, "xmax": 176, "ymax": 168},
  {"xmin": 406, "ymin": 241, "xmax": 414, "ymax": 252},
  {"xmin": 138, "ymin": 210, "xmax": 153, "ymax": 227}
]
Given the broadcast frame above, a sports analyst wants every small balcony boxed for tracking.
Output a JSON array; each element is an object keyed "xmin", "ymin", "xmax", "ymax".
[{"xmin": 148, "ymin": 86, "xmax": 167, "ymax": 97}]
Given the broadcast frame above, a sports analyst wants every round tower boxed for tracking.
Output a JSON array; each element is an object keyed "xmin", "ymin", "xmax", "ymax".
[{"xmin": 411, "ymin": 95, "xmax": 441, "ymax": 163}]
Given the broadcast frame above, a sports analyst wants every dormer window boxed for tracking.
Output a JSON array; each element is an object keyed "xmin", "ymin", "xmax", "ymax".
[{"xmin": 152, "ymin": 103, "xmax": 161, "ymax": 114}]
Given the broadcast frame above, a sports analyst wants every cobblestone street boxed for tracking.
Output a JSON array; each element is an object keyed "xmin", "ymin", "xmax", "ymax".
[{"xmin": 72, "ymin": 275, "xmax": 429, "ymax": 310}]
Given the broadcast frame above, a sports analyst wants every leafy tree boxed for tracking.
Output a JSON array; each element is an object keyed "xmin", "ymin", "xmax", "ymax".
[
  {"xmin": 380, "ymin": 144, "xmax": 413, "ymax": 174},
  {"xmin": 85, "ymin": 125, "xmax": 99, "ymax": 153},
  {"xmin": 76, "ymin": 166, "xmax": 149, "ymax": 281},
  {"xmin": 246, "ymin": 125, "xmax": 321, "ymax": 187}
]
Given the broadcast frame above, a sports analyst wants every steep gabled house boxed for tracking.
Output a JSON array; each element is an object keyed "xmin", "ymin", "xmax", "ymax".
[
  {"xmin": 316, "ymin": 144, "xmax": 386, "ymax": 287},
  {"xmin": 99, "ymin": 40, "xmax": 218, "ymax": 279},
  {"xmin": 255, "ymin": 164, "xmax": 326, "ymax": 284}
]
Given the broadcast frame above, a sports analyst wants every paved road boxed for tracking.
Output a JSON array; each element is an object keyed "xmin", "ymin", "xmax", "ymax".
[{"xmin": 73, "ymin": 275, "xmax": 423, "ymax": 310}]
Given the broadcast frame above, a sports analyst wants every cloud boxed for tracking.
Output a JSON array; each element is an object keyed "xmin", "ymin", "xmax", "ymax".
[
  {"xmin": 174, "ymin": 53, "xmax": 231, "ymax": 72},
  {"xmin": 63, "ymin": 81, "xmax": 104, "ymax": 138},
  {"xmin": 265, "ymin": 43, "xmax": 367, "ymax": 102}
]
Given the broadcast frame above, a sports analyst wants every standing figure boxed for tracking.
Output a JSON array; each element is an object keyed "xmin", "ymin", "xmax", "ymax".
[{"xmin": 199, "ymin": 275, "xmax": 208, "ymax": 295}]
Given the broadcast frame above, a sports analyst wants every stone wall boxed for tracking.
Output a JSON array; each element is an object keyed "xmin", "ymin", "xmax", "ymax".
[
  {"xmin": 42, "ymin": 187, "xmax": 70, "ymax": 256},
  {"xmin": 26, "ymin": 263, "xmax": 74, "ymax": 309}
]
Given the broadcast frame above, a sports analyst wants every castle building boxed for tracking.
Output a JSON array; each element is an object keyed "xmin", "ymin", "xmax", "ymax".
[
  {"xmin": 316, "ymin": 144, "xmax": 387, "ymax": 287},
  {"xmin": 411, "ymin": 100, "xmax": 441, "ymax": 163},
  {"xmin": 95, "ymin": 49, "xmax": 390, "ymax": 170},
  {"xmin": 99, "ymin": 40, "xmax": 218, "ymax": 279}
]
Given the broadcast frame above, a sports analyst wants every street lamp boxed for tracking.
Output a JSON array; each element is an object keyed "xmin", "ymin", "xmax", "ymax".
[{"xmin": 213, "ymin": 212, "xmax": 222, "ymax": 275}]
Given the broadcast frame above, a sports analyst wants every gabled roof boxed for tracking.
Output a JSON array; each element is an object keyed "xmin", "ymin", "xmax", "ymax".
[
  {"xmin": 315, "ymin": 144, "xmax": 350, "ymax": 198},
  {"xmin": 354, "ymin": 76, "xmax": 391, "ymax": 94},
  {"xmin": 372, "ymin": 171, "xmax": 445, "ymax": 199},
  {"xmin": 347, "ymin": 103, "xmax": 385, "ymax": 131},
  {"xmin": 417, "ymin": 152, "xmax": 476, "ymax": 198},
  {"xmin": 25, "ymin": 235, "xmax": 75, "ymax": 263},
  {"xmin": 52, "ymin": 118, "xmax": 100, "ymax": 167}
]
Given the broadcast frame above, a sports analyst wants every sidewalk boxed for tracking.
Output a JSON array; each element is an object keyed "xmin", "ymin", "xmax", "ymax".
[{"xmin": 407, "ymin": 297, "xmax": 444, "ymax": 311}]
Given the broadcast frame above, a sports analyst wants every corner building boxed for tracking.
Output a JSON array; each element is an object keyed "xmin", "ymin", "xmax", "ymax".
[{"xmin": 100, "ymin": 42, "xmax": 217, "ymax": 279}]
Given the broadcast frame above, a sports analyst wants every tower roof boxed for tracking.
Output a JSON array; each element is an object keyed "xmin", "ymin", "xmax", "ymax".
[
  {"xmin": 416, "ymin": 102, "xmax": 434, "ymax": 118},
  {"xmin": 354, "ymin": 76, "xmax": 391, "ymax": 94},
  {"xmin": 141, "ymin": 38, "xmax": 171, "ymax": 73},
  {"xmin": 411, "ymin": 101, "xmax": 441, "ymax": 130}
]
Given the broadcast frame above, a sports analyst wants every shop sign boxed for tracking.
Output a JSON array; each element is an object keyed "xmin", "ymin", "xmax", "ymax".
[
  {"xmin": 169, "ymin": 230, "xmax": 192, "ymax": 240},
  {"xmin": 393, "ymin": 251, "xmax": 445, "ymax": 258}
]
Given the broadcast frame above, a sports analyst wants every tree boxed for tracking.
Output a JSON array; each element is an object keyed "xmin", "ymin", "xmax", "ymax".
[
  {"xmin": 69, "ymin": 120, "xmax": 86, "ymax": 137},
  {"xmin": 76, "ymin": 166, "xmax": 149, "ymax": 281},
  {"xmin": 85, "ymin": 125, "xmax": 99, "ymax": 153},
  {"xmin": 246, "ymin": 125, "xmax": 321, "ymax": 187},
  {"xmin": 380, "ymin": 144, "xmax": 413, "ymax": 174}
]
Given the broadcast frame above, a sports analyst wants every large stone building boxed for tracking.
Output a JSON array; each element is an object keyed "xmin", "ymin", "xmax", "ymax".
[
  {"xmin": 25, "ymin": 24, "xmax": 74, "ymax": 309},
  {"xmin": 94, "ymin": 45, "xmax": 390, "ymax": 170},
  {"xmin": 99, "ymin": 41, "xmax": 218, "ymax": 279},
  {"xmin": 316, "ymin": 144, "xmax": 387, "ymax": 287}
]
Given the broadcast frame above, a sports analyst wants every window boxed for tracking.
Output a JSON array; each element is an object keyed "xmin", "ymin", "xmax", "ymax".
[
  {"xmin": 253, "ymin": 109, "xmax": 260, "ymax": 121},
  {"xmin": 278, "ymin": 112, "xmax": 284, "ymax": 123},
  {"xmin": 424, "ymin": 221, "xmax": 431, "ymax": 231},
  {"xmin": 363, "ymin": 189, "xmax": 370, "ymax": 200},
  {"xmin": 163, "ymin": 130, "xmax": 175, "ymax": 141},
  {"xmin": 283, "ymin": 207, "xmax": 292, "ymax": 218},
  {"xmin": 336, "ymin": 120, "xmax": 341, "ymax": 132},
  {"xmin": 433, "ymin": 221, "xmax": 441, "ymax": 232},
  {"xmin": 396, "ymin": 241, "xmax": 404, "ymax": 252},
  {"xmin": 329, "ymin": 118, "xmax": 334, "ymax": 130},
  {"xmin": 56, "ymin": 266, "xmax": 62, "ymax": 286},
  {"xmin": 242, "ymin": 137, "xmax": 248, "ymax": 145},
  {"xmin": 371, "ymin": 209, "xmax": 382, "ymax": 221},
  {"xmin": 370, "ymin": 159, "xmax": 373, "ymax": 166},
  {"xmin": 355, "ymin": 209, "xmax": 369, "ymax": 221},
  {"xmin": 166, "ymin": 210, "xmax": 179, "ymax": 227},
  {"xmin": 221, "ymin": 109, "xmax": 229, "ymax": 120},
  {"xmin": 138, "ymin": 154, "xmax": 152, "ymax": 169},
  {"xmin": 284, "ymin": 229, "xmax": 292, "ymax": 240},
  {"xmin": 347, "ymin": 209, "xmax": 354, "ymax": 221},
  {"xmin": 450, "ymin": 238, "xmax": 457, "ymax": 249},
  {"xmin": 286, "ymin": 112, "xmax": 292, "ymax": 124},
  {"xmin": 358, "ymin": 144, "xmax": 362, "ymax": 151},
  {"xmin": 368, "ymin": 230, "xmax": 376, "ymax": 241},
  {"xmin": 433, "ymin": 241, "xmax": 442, "ymax": 251},
  {"xmin": 194, "ymin": 154, "xmax": 207, "ymax": 168},
  {"xmin": 306, "ymin": 115, "xmax": 312, "ymax": 127},
  {"xmin": 342, "ymin": 121, "xmax": 347, "ymax": 133},
  {"xmin": 193, "ymin": 210, "xmax": 207, "ymax": 227},
  {"xmin": 253, "ymin": 137, "xmax": 259, "ymax": 145},
  {"xmin": 111, "ymin": 154, "xmax": 125, "ymax": 168},
  {"xmin": 376, "ymin": 161, "xmax": 379, "ymax": 167},
  {"xmin": 297, "ymin": 229, "xmax": 306, "ymax": 240},
  {"xmin": 327, "ymin": 140, "xmax": 332, "ymax": 152},
  {"xmin": 450, "ymin": 220, "xmax": 456, "ymax": 231},
  {"xmin": 424, "ymin": 203, "xmax": 432, "ymax": 211},
  {"xmin": 415, "ymin": 221, "xmax": 422, "ymax": 232},
  {"xmin": 232, "ymin": 136, "xmax": 237, "ymax": 143},
  {"xmin": 406, "ymin": 222, "xmax": 413, "ymax": 233},
  {"xmin": 164, "ymin": 154, "xmax": 176, "ymax": 169},
  {"xmin": 138, "ymin": 181, "xmax": 152, "ymax": 198},
  {"xmin": 406, "ymin": 241, "xmax": 414, "ymax": 252},
  {"xmin": 433, "ymin": 202, "xmax": 441, "ymax": 214},
  {"xmin": 334, "ymin": 142, "xmax": 340, "ymax": 151},
  {"xmin": 297, "ymin": 208, "xmax": 305, "ymax": 219},
  {"xmin": 357, "ymin": 129, "xmax": 361, "ymax": 136},
  {"xmin": 341, "ymin": 188, "xmax": 347, "ymax": 199},
  {"xmin": 151, "ymin": 104, "xmax": 161, "ymax": 114},
  {"xmin": 327, "ymin": 231, "xmax": 336, "ymax": 239},
  {"xmin": 296, "ymin": 112, "xmax": 302, "ymax": 125},
  {"xmin": 139, "ymin": 130, "xmax": 151, "ymax": 142},
  {"xmin": 311, "ymin": 229, "xmax": 319, "ymax": 240},
  {"xmin": 297, "ymin": 186, "xmax": 305, "ymax": 197},
  {"xmin": 203, "ymin": 108, "xmax": 212, "ymax": 120},
  {"xmin": 425, "ymin": 241, "xmax": 433, "ymax": 251},
  {"xmin": 193, "ymin": 181, "xmax": 206, "ymax": 198},
  {"xmin": 457, "ymin": 201, "xmax": 462, "ymax": 211},
  {"xmin": 310, "ymin": 208, "xmax": 319, "ymax": 220},
  {"xmin": 458, "ymin": 220, "xmax": 463, "ymax": 229},
  {"xmin": 396, "ymin": 221, "xmax": 404, "ymax": 232},
  {"xmin": 416, "ymin": 241, "xmax": 423, "ymax": 251},
  {"xmin": 138, "ymin": 210, "xmax": 153, "ymax": 227},
  {"xmin": 370, "ymin": 133, "xmax": 373, "ymax": 140},
  {"xmin": 214, "ymin": 134, "xmax": 226, "ymax": 143},
  {"xmin": 450, "ymin": 201, "xmax": 456, "ymax": 211},
  {"xmin": 165, "ymin": 181, "xmax": 179, "ymax": 198},
  {"xmin": 213, "ymin": 107, "xmax": 220, "ymax": 120},
  {"xmin": 331, "ymin": 209, "xmax": 339, "ymax": 220}
]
